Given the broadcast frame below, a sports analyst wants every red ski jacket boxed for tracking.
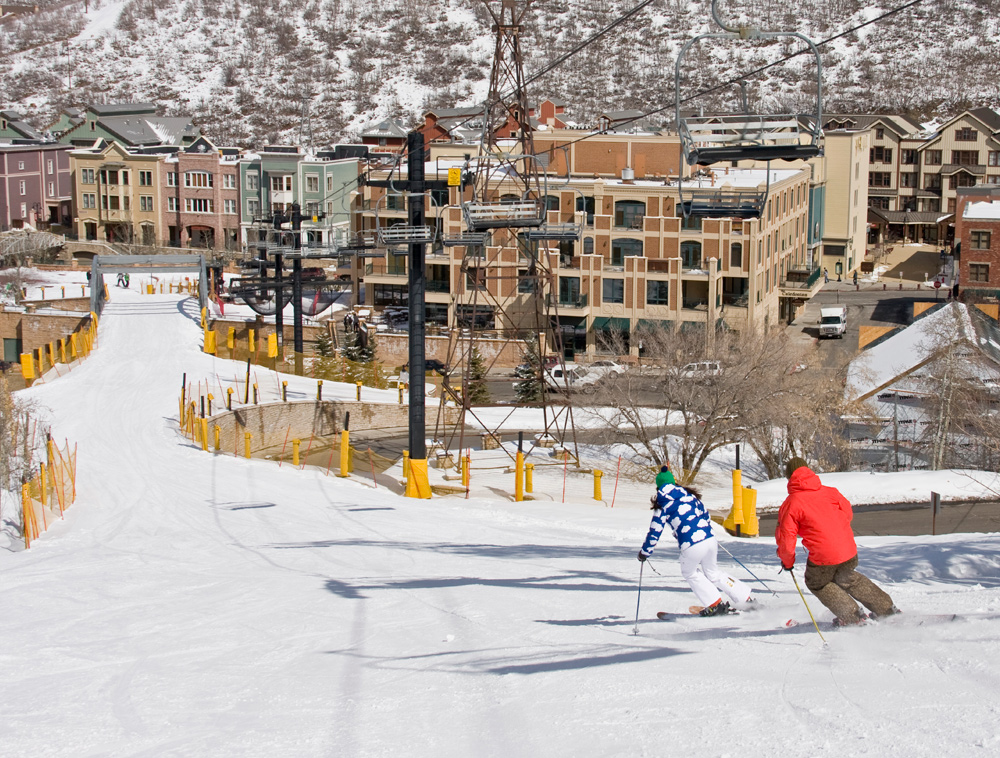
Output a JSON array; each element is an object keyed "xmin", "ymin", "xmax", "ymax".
[{"xmin": 775, "ymin": 467, "xmax": 858, "ymax": 569}]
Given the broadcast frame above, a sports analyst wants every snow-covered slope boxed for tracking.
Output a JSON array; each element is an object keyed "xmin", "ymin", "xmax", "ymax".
[
  {"xmin": 3, "ymin": 0, "xmax": 1000, "ymax": 146},
  {"xmin": 3, "ymin": 288, "xmax": 1000, "ymax": 756}
]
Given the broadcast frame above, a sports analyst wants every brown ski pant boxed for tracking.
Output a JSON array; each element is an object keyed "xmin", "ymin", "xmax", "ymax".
[{"xmin": 804, "ymin": 555, "xmax": 894, "ymax": 624}]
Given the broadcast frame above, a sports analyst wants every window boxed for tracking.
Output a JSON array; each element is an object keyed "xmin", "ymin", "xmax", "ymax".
[
  {"xmin": 82, "ymin": 193, "xmax": 96, "ymax": 209},
  {"xmin": 869, "ymin": 172, "xmax": 892, "ymax": 187},
  {"xmin": 48, "ymin": 182, "xmax": 55, "ymax": 196},
  {"xmin": 185, "ymin": 198, "xmax": 214, "ymax": 213},
  {"xmin": 646, "ymin": 280, "xmax": 670, "ymax": 305},
  {"xmin": 19, "ymin": 180, "xmax": 26, "ymax": 195},
  {"xmin": 730, "ymin": 242, "xmax": 743, "ymax": 268},
  {"xmin": 19, "ymin": 203, "xmax": 26, "ymax": 218},
  {"xmin": 869, "ymin": 196, "xmax": 890, "ymax": 210},
  {"xmin": 611, "ymin": 238, "xmax": 643, "ymax": 266},
  {"xmin": 990, "ymin": 152, "xmax": 1000, "ymax": 167},
  {"xmin": 139, "ymin": 170, "xmax": 153, "ymax": 186},
  {"xmin": 17, "ymin": 161, "xmax": 25, "ymax": 170},
  {"xmin": 386, "ymin": 194, "xmax": 406, "ymax": 211},
  {"xmin": 681, "ymin": 241, "xmax": 702, "ymax": 269},
  {"xmin": 987, "ymin": 176, "xmax": 1000, "ymax": 185},
  {"xmin": 306, "ymin": 175, "xmax": 319, "ymax": 193},
  {"xmin": 121, "ymin": 171, "xmax": 129, "ymax": 185},
  {"xmin": 583, "ymin": 238, "xmax": 594, "ymax": 255},
  {"xmin": 168, "ymin": 197, "xmax": 179, "ymax": 212},
  {"xmin": 970, "ymin": 230, "xmax": 992, "ymax": 250},
  {"xmin": 614, "ymin": 200, "xmax": 645, "ymax": 229},
  {"xmin": 875, "ymin": 128, "xmax": 885, "ymax": 140},
  {"xmin": 517, "ymin": 269, "xmax": 535, "ymax": 293},
  {"xmin": 185, "ymin": 171, "xmax": 213, "ymax": 188},
  {"xmin": 246, "ymin": 173, "xmax": 259, "ymax": 191},
  {"xmin": 101, "ymin": 195, "xmax": 120, "ymax": 210},
  {"xmin": 465, "ymin": 267, "xmax": 486, "ymax": 290},
  {"xmin": 955, "ymin": 126, "xmax": 977, "ymax": 141},
  {"xmin": 47, "ymin": 160, "xmax": 54, "ymax": 175},
  {"xmin": 969, "ymin": 263, "xmax": 990, "ymax": 283},
  {"xmin": 949, "ymin": 173, "xmax": 976, "ymax": 189},
  {"xmin": 900, "ymin": 173, "xmax": 919, "ymax": 188},
  {"xmin": 925, "ymin": 150, "xmax": 942, "ymax": 166},
  {"xmin": 224, "ymin": 199, "xmax": 237, "ymax": 214},
  {"xmin": 139, "ymin": 195, "xmax": 154, "ymax": 212},
  {"xmin": 326, "ymin": 175, "xmax": 334, "ymax": 192},
  {"xmin": 603, "ymin": 278, "xmax": 624, "ymax": 304},
  {"xmin": 123, "ymin": 195, "xmax": 130, "ymax": 211},
  {"xmin": 247, "ymin": 199, "xmax": 261, "ymax": 217},
  {"xmin": 81, "ymin": 168, "xmax": 95, "ymax": 184},
  {"xmin": 900, "ymin": 149, "xmax": 918, "ymax": 165},
  {"xmin": 100, "ymin": 169, "xmax": 119, "ymax": 185},
  {"xmin": 870, "ymin": 146, "xmax": 893, "ymax": 163},
  {"xmin": 576, "ymin": 196, "xmax": 595, "ymax": 224},
  {"xmin": 223, "ymin": 174, "xmax": 236, "ymax": 190},
  {"xmin": 558, "ymin": 277, "xmax": 581, "ymax": 305},
  {"xmin": 924, "ymin": 174, "xmax": 941, "ymax": 190},
  {"xmin": 952, "ymin": 150, "xmax": 979, "ymax": 166},
  {"xmin": 167, "ymin": 172, "xmax": 178, "ymax": 187},
  {"xmin": 271, "ymin": 175, "xmax": 292, "ymax": 192}
]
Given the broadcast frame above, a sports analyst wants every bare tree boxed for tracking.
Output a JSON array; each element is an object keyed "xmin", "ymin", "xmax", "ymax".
[
  {"xmin": 0, "ymin": 374, "xmax": 47, "ymax": 538},
  {"xmin": 581, "ymin": 325, "xmax": 819, "ymax": 485}
]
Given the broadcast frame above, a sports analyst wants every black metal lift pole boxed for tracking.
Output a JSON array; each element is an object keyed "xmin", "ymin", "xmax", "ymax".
[
  {"xmin": 407, "ymin": 131, "xmax": 427, "ymax": 464},
  {"xmin": 291, "ymin": 204, "xmax": 305, "ymax": 374}
]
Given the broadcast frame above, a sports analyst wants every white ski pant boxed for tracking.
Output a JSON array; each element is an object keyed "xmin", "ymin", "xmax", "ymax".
[{"xmin": 679, "ymin": 537, "xmax": 752, "ymax": 608}]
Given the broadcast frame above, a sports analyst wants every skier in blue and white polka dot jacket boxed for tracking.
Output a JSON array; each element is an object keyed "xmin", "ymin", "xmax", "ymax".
[{"xmin": 638, "ymin": 467, "xmax": 753, "ymax": 616}]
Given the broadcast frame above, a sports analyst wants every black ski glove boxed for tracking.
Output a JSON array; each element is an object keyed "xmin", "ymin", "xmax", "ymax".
[
  {"xmin": 779, "ymin": 564, "xmax": 794, "ymax": 575},
  {"xmin": 637, "ymin": 552, "xmax": 647, "ymax": 563}
]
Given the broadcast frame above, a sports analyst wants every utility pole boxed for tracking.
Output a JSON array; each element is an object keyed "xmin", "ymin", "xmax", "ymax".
[{"xmin": 361, "ymin": 131, "xmax": 450, "ymax": 498}]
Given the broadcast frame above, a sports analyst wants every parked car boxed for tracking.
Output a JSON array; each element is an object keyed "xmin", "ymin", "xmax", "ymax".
[{"xmin": 672, "ymin": 361, "xmax": 723, "ymax": 381}]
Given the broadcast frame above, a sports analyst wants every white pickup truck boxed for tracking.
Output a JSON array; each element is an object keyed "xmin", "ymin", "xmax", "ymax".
[{"xmin": 819, "ymin": 305, "xmax": 847, "ymax": 339}]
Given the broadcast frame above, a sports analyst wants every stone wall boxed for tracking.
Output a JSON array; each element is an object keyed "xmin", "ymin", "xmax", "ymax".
[
  {"xmin": 207, "ymin": 399, "xmax": 459, "ymax": 454},
  {"xmin": 375, "ymin": 332, "xmax": 526, "ymax": 369},
  {"xmin": 0, "ymin": 309, "xmax": 91, "ymax": 356}
]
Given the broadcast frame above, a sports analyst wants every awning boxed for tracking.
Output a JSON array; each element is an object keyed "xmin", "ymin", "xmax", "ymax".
[
  {"xmin": 869, "ymin": 209, "xmax": 950, "ymax": 225},
  {"xmin": 591, "ymin": 316, "xmax": 630, "ymax": 332}
]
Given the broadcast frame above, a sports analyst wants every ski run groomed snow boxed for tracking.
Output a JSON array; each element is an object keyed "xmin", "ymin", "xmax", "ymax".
[{"xmin": 3, "ymin": 287, "xmax": 1000, "ymax": 757}]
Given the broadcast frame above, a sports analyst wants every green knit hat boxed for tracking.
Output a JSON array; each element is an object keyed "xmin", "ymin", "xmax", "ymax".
[
  {"xmin": 784, "ymin": 456, "xmax": 809, "ymax": 479},
  {"xmin": 656, "ymin": 468, "xmax": 675, "ymax": 488}
]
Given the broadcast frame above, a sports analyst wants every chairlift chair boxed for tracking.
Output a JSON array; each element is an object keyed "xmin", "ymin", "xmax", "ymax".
[{"xmin": 674, "ymin": 0, "xmax": 823, "ymax": 219}]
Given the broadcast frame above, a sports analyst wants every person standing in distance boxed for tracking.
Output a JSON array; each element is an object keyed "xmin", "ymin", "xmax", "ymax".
[
  {"xmin": 776, "ymin": 457, "xmax": 899, "ymax": 625},
  {"xmin": 638, "ymin": 467, "xmax": 753, "ymax": 616}
]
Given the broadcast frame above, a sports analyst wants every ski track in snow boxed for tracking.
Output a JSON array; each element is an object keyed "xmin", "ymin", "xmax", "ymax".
[{"xmin": 1, "ymin": 285, "xmax": 1000, "ymax": 756}]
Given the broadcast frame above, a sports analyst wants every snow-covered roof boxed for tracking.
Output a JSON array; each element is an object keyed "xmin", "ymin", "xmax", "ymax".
[
  {"xmin": 846, "ymin": 302, "xmax": 977, "ymax": 400},
  {"xmin": 963, "ymin": 200, "xmax": 1000, "ymax": 220}
]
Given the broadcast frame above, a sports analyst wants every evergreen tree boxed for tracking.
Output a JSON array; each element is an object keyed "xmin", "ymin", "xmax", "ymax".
[
  {"xmin": 513, "ymin": 336, "xmax": 543, "ymax": 404},
  {"xmin": 315, "ymin": 327, "xmax": 334, "ymax": 358},
  {"xmin": 466, "ymin": 346, "xmax": 491, "ymax": 405}
]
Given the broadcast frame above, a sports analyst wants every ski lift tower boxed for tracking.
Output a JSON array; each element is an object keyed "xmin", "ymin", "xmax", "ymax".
[{"xmin": 451, "ymin": 0, "xmax": 581, "ymax": 464}]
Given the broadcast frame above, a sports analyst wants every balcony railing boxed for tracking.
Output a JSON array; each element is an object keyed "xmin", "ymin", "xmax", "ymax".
[
  {"xmin": 546, "ymin": 293, "xmax": 589, "ymax": 309},
  {"xmin": 721, "ymin": 293, "xmax": 749, "ymax": 307},
  {"xmin": 426, "ymin": 280, "xmax": 450, "ymax": 293},
  {"xmin": 783, "ymin": 265, "xmax": 822, "ymax": 289},
  {"xmin": 682, "ymin": 297, "xmax": 709, "ymax": 310}
]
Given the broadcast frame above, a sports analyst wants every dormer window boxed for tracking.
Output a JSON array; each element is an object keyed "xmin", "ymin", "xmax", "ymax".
[
  {"xmin": 89, "ymin": 120, "xmax": 96, "ymax": 131},
  {"xmin": 956, "ymin": 126, "xmax": 977, "ymax": 141}
]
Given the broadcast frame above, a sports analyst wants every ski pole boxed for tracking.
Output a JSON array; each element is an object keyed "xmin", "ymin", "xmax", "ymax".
[
  {"xmin": 717, "ymin": 542, "xmax": 779, "ymax": 597},
  {"xmin": 633, "ymin": 562, "xmax": 645, "ymax": 636},
  {"xmin": 790, "ymin": 570, "xmax": 827, "ymax": 645}
]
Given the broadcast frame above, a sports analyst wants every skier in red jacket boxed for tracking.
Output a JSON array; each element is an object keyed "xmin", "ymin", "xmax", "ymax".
[{"xmin": 776, "ymin": 458, "xmax": 898, "ymax": 625}]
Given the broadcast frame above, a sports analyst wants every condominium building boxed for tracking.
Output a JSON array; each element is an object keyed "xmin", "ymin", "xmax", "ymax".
[
  {"xmin": 70, "ymin": 137, "xmax": 240, "ymax": 249},
  {"xmin": 357, "ymin": 139, "xmax": 811, "ymax": 357},
  {"xmin": 0, "ymin": 142, "xmax": 73, "ymax": 231},
  {"xmin": 238, "ymin": 147, "xmax": 359, "ymax": 247},
  {"xmin": 826, "ymin": 109, "xmax": 1000, "ymax": 245}
]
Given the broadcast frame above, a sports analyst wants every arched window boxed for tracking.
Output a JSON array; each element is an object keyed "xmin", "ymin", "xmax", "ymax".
[
  {"xmin": 543, "ymin": 195, "xmax": 561, "ymax": 211},
  {"xmin": 611, "ymin": 238, "xmax": 643, "ymax": 266},
  {"xmin": 730, "ymin": 242, "xmax": 742, "ymax": 268},
  {"xmin": 681, "ymin": 241, "xmax": 702, "ymax": 269},
  {"xmin": 614, "ymin": 200, "xmax": 645, "ymax": 230},
  {"xmin": 583, "ymin": 237, "xmax": 594, "ymax": 255}
]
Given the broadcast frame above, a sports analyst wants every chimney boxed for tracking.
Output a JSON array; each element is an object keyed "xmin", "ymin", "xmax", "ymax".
[{"xmin": 622, "ymin": 167, "xmax": 634, "ymax": 183}]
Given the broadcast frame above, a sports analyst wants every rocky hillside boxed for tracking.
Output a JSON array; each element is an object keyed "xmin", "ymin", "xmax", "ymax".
[{"xmin": 1, "ymin": 0, "xmax": 999, "ymax": 146}]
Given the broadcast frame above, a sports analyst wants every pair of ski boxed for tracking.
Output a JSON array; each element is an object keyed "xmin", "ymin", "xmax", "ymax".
[{"xmin": 656, "ymin": 605, "xmax": 738, "ymax": 620}]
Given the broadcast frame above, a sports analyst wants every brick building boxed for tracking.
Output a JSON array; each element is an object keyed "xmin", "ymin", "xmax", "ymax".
[
  {"xmin": 955, "ymin": 198, "xmax": 1000, "ymax": 297},
  {"xmin": 162, "ymin": 137, "xmax": 241, "ymax": 250}
]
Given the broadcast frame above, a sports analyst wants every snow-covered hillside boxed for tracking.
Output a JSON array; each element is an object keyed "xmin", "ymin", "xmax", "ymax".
[
  {"xmin": 3, "ymin": 282, "xmax": 1000, "ymax": 756},
  {"xmin": 3, "ymin": 0, "xmax": 1000, "ymax": 146}
]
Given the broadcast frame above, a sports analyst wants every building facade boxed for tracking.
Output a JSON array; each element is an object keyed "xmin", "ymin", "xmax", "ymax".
[
  {"xmin": 0, "ymin": 142, "xmax": 73, "ymax": 231},
  {"xmin": 956, "ymin": 198, "xmax": 1000, "ymax": 297},
  {"xmin": 238, "ymin": 148, "xmax": 359, "ymax": 247},
  {"xmin": 357, "ymin": 147, "xmax": 811, "ymax": 357},
  {"xmin": 161, "ymin": 138, "xmax": 241, "ymax": 250}
]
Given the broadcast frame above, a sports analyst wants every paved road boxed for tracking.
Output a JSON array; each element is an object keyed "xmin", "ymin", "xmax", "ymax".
[{"xmin": 759, "ymin": 499, "xmax": 1000, "ymax": 537}]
